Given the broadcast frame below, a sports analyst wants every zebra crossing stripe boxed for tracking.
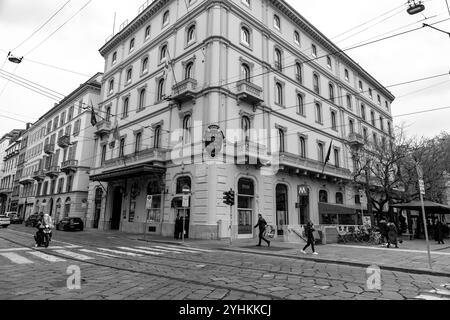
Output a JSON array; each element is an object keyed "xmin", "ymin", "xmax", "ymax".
[
  {"xmin": 79, "ymin": 249, "xmax": 120, "ymax": 258},
  {"xmin": 0, "ymin": 252, "xmax": 33, "ymax": 264},
  {"xmin": 97, "ymin": 248, "xmax": 143, "ymax": 257},
  {"xmin": 53, "ymin": 250, "xmax": 94, "ymax": 261},
  {"xmin": 415, "ymin": 294, "xmax": 450, "ymax": 300},
  {"xmin": 153, "ymin": 246, "xmax": 199, "ymax": 253},
  {"xmin": 429, "ymin": 289, "xmax": 450, "ymax": 296},
  {"xmin": 163, "ymin": 244, "xmax": 213, "ymax": 253},
  {"xmin": 27, "ymin": 251, "xmax": 66, "ymax": 263},
  {"xmin": 0, "ymin": 248, "xmax": 30, "ymax": 252},
  {"xmin": 135, "ymin": 246, "xmax": 182, "ymax": 254},
  {"xmin": 117, "ymin": 247, "xmax": 163, "ymax": 255}
]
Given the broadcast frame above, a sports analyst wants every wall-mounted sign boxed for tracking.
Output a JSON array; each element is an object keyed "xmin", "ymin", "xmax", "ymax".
[
  {"xmin": 204, "ymin": 125, "xmax": 224, "ymax": 158},
  {"xmin": 146, "ymin": 195, "xmax": 153, "ymax": 210},
  {"xmin": 298, "ymin": 185, "xmax": 309, "ymax": 196}
]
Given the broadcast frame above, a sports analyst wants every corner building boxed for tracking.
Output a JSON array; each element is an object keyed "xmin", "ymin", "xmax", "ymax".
[{"xmin": 88, "ymin": 0, "xmax": 395, "ymax": 240}]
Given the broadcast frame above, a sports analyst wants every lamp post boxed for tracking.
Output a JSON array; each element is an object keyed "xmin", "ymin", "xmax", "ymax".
[
  {"xmin": 181, "ymin": 185, "xmax": 191, "ymax": 242},
  {"xmin": 416, "ymin": 162, "xmax": 433, "ymax": 270}
]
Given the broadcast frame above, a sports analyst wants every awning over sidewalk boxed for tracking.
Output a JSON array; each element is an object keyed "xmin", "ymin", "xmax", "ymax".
[
  {"xmin": 90, "ymin": 164, "xmax": 166, "ymax": 182},
  {"xmin": 392, "ymin": 201, "xmax": 450, "ymax": 214},
  {"xmin": 319, "ymin": 203, "xmax": 359, "ymax": 215}
]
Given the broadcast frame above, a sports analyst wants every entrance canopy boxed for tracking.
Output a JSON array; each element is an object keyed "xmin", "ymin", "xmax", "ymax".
[
  {"xmin": 392, "ymin": 200, "xmax": 450, "ymax": 214},
  {"xmin": 319, "ymin": 203, "xmax": 359, "ymax": 215},
  {"xmin": 90, "ymin": 164, "xmax": 166, "ymax": 182}
]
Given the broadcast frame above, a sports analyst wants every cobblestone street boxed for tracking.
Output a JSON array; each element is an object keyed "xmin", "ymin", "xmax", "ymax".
[{"xmin": 1, "ymin": 225, "xmax": 449, "ymax": 301}]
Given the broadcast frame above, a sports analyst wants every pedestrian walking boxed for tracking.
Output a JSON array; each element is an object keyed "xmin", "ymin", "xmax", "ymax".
[
  {"xmin": 174, "ymin": 213, "xmax": 182, "ymax": 239},
  {"xmin": 301, "ymin": 220, "xmax": 318, "ymax": 255},
  {"xmin": 387, "ymin": 220, "xmax": 399, "ymax": 248},
  {"xmin": 254, "ymin": 214, "xmax": 270, "ymax": 247},
  {"xmin": 378, "ymin": 218, "xmax": 388, "ymax": 245},
  {"xmin": 435, "ymin": 220, "xmax": 445, "ymax": 244}
]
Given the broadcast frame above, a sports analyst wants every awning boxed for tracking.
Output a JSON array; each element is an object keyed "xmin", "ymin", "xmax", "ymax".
[
  {"xmin": 392, "ymin": 200, "xmax": 450, "ymax": 214},
  {"xmin": 90, "ymin": 164, "xmax": 165, "ymax": 182},
  {"xmin": 319, "ymin": 203, "xmax": 359, "ymax": 215}
]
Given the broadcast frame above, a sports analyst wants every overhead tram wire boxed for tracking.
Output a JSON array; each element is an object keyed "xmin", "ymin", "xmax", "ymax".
[{"xmin": 0, "ymin": 74, "xmax": 64, "ymax": 101}]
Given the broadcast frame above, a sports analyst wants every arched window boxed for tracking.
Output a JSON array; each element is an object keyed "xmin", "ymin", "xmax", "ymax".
[
  {"xmin": 153, "ymin": 126, "xmax": 161, "ymax": 148},
  {"xmin": 275, "ymin": 82, "xmax": 283, "ymax": 105},
  {"xmin": 126, "ymin": 68, "xmax": 132, "ymax": 83},
  {"xmin": 299, "ymin": 136, "xmax": 306, "ymax": 158},
  {"xmin": 241, "ymin": 63, "xmax": 250, "ymax": 82},
  {"xmin": 241, "ymin": 26, "xmax": 250, "ymax": 45},
  {"xmin": 275, "ymin": 48, "xmax": 282, "ymax": 71},
  {"xmin": 64, "ymin": 198, "xmax": 71, "ymax": 218},
  {"xmin": 296, "ymin": 63, "xmax": 302, "ymax": 83},
  {"xmin": 105, "ymin": 106, "xmax": 111, "ymax": 122},
  {"xmin": 101, "ymin": 145, "xmax": 107, "ymax": 165},
  {"xmin": 135, "ymin": 132, "xmax": 142, "ymax": 153},
  {"xmin": 319, "ymin": 190, "xmax": 328, "ymax": 203},
  {"xmin": 329, "ymin": 83, "xmax": 335, "ymax": 102},
  {"xmin": 349, "ymin": 119, "xmax": 354, "ymax": 134},
  {"xmin": 142, "ymin": 57, "xmax": 148, "ymax": 74},
  {"xmin": 315, "ymin": 103, "xmax": 322, "ymax": 123},
  {"xmin": 183, "ymin": 115, "xmax": 192, "ymax": 144},
  {"xmin": 157, "ymin": 79, "xmax": 165, "ymax": 101},
  {"xmin": 278, "ymin": 129, "xmax": 285, "ymax": 152},
  {"xmin": 242, "ymin": 116, "xmax": 251, "ymax": 142},
  {"xmin": 139, "ymin": 89, "xmax": 146, "ymax": 109},
  {"xmin": 331, "ymin": 111, "xmax": 337, "ymax": 130},
  {"xmin": 119, "ymin": 138, "xmax": 125, "ymax": 157},
  {"xmin": 185, "ymin": 62, "xmax": 193, "ymax": 80},
  {"xmin": 294, "ymin": 31, "xmax": 300, "ymax": 44},
  {"xmin": 187, "ymin": 25, "xmax": 195, "ymax": 43},
  {"xmin": 336, "ymin": 192, "xmax": 343, "ymax": 204},
  {"xmin": 123, "ymin": 97, "xmax": 129, "ymax": 118},
  {"xmin": 274, "ymin": 15, "xmax": 281, "ymax": 30},
  {"xmin": 313, "ymin": 73, "xmax": 320, "ymax": 94},
  {"xmin": 108, "ymin": 79, "xmax": 114, "ymax": 94},
  {"xmin": 162, "ymin": 10, "xmax": 170, "ymax": 26},
  {"xmin": 318, "ymin": 142, "xmax": 324, "ymax": 162},
  {"xmin": 129, "ymin": 38, "xmax": 135, "ymax": 52},
  {"xmin": 160, "ymin": 45, "xmax": 167, "ymax": 62},
  {"xmin": 297, "ymin": 94, "xmax": 304, "ymax": 115}
]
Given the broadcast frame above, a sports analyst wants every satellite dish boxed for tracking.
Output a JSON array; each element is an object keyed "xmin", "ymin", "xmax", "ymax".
[
  {"xmin": 407, "ymin": 0, "xmax": 425, "ymax": 15},
  {"xmin": 7, "ymin": 52, "xmax": 23, "ymax": 64}
]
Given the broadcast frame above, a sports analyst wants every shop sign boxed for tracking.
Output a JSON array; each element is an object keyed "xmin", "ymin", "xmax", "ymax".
[
  {"xmin": 182, "ymin": 195, "xmax": 190, "ymax": 208},
  {"xmin": 419, "ymin": 180, "xmax": 425, "ymax": 195},
  {"xmin": 298, "ymin": 185, "xmax": 309, "ymax": 196},
  {"xmin": 146, "ymin": 195, "xmax": 153, "ymax": 210}
]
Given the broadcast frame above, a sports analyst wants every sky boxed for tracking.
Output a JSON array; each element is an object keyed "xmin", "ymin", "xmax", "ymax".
[{"xmin": 0, "ymin": 0, "xmax": 449, "ymax": 139}]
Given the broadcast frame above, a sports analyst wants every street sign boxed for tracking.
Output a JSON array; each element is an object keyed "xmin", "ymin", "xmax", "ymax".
[
  {"xmin": 416, "ymin": 164, "xmax": 424, "ymax": 179},
  {"xmin": 359, "ymin": 189, "xmax": 365, "ymax": 199},
  {"xmin": 419, "ymin": 179, "xmax": 425, "ymax": 195},
  {"xmin": 182, "ymin": 195, "xmax": 190, "ymax": 208},
  {"xmin": 298, "ymin": 185, "xmax": 309, "ymax": 196},
  {"xmin": 182, "ymin": 185, "xmax": 190, "ymax": 194},
  {"xmin": 146, "ymin": 195, "xmax": 153, "ymax": 210}
]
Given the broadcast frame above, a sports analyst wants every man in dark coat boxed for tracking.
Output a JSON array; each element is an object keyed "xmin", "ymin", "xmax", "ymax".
[
  {"xmin": 254, "ymin": 214, "xmax": 270, "ymax": 247},
  {"xmin": 174, "ymin": 213, "xmax": 182, "ymax": 239},
  {"xmin": 378, "ymin": 218, "xmax": 388, "ymax": 245},
  {"xmin": 301, "ymin": 221, "xmax": 318, "ymax": 255},
  {"xmin": 435, "ymin": 220, "xmax": 445, "ymax": 244},
  {"xmin": 387, "ymin": 220, "xmax": 399, "ymax": 248}
]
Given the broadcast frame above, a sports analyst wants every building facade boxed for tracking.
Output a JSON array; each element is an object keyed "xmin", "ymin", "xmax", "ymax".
[{"xmin": 87, "ymin": 0, "xmax": 394, "ymax": 239}]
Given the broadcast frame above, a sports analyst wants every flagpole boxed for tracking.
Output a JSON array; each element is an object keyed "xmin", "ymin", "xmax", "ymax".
[{"xmin": 321, "ymin": 140, "xmax": 333, "ymax": 174}]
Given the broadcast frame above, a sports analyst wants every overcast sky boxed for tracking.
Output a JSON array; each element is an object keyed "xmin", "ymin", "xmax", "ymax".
[{"xmin": 0, "ymin": 0, "xmax": 449, "ymax": 139}]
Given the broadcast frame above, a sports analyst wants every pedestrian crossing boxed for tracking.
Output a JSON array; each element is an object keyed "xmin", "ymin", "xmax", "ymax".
[
  {"xmin": 415, "ymin": 284, "xmax": 450, "ymax": 300},
  {"xmin": 0, "ymin": 244, "xmax": 215, "ymax": 266}
]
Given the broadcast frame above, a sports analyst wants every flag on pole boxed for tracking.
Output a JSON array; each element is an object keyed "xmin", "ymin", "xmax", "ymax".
[
  {"xmin": 112, "ymin": 119, "xmax": 120, "ymax": 141},
  {"xmin": 321, "ymin": 140, "xmax": 333, "ymax": 174},
  {"xmin": 90, "ymin": 100, "xmax": 97, "ymax": 126}
]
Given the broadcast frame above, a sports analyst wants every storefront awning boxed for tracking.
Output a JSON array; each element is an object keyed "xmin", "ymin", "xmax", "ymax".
[
  {"xmin": 90, "ymin": 164, "xmax": 166, "ymax": 182},
  {"xmin": 319, "ymin": 203, "xmax": 359, "ymax": 215}
]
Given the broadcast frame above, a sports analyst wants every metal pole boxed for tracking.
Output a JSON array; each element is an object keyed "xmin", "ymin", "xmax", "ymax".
[
  {"xmin": 182, "ymin": 208, "xmax": 186, "ymax": 243},
  {"xmin": 229, "ymin": 205, "xmax": 232, "ymax": 246},
  {"xmin": 420, "ymin": 192, "xmax": 433, "ymax": 270}
]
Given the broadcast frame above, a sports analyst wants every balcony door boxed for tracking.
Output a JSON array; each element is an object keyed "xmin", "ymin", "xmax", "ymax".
[{"xmin": 237, "ymin": 178, "xmax": 255, "ymax": 238}]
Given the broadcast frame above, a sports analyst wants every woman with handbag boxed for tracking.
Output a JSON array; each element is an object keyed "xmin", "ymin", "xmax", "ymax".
[{"xmin": 301, "ymin": 220, "xmax": 318, "ymax": 255}]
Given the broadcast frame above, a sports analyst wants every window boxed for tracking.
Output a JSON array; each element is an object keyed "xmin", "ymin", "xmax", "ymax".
[
  {"xmin": 274, "ymin": 48, "xmax": 282, "ymax": 71},
  {"xmin": 371, "ymin": 111, "xmax": 375, "ymax": 126},
  {"xmin": 57, "ymin": 178, "xmax": 64, "ymax": 194},
  {"xmin": 315, "ymin": 103, "xmax": 322, "ymax": 123},
  {"xmin": 313, "ymin": 73, "xmax": 320, "ymax": 94},
  {"xmin": 387, "ymin": 121, "xmax": 392, "ymax": 135},
  {"xmin": 349, "ymin": 119, "xmax": 354, "ymax": 134},
  {"xmin": 299, "ymin": 136, "xmax": 306, "ymax": 158},
  {"xmin": 160, "ymin": 45, "xmax": 167, "ymax": 62},
  {"xmin": 369, "ymin": 88, "xmax": 373, "ymax": 99},
  {"xmin": 157, "ymin": 79, "xmax": 165, "ymax": 101},
  {"xmin": 135, "ymin": 132, "xmax": 142, "ymax": 153},
  {"xmin": 297, "ymin": 94, "xmax": 304, "ymax": 116},
  {"xmin": 73, "ymin": 120, "xmax": 81, "ymax": 136},
  {"xmin": 318, "ymin": 143, "xmax": 324, "ymax": 163},
  {"xmin": 331, "ymin": 111, "xmax": 337, "ymax": 130},
  {"xmin": 153, "ymin": 126, "xmax": 161, "ymax": 148},
  {"xmin": 275, "ymin": 82, "xmax": 283, "ymax": 106},
  {"xmin": 112, "ymin": 52, "xmax": 117, "ymax": 65},
  {"xmin": 377, "ymin": 94, "xmax": 381, "ymax": 105},
  {"xmin": 363, "ymin": 127, "xmax": 368, "ymax": 141},
  {"xmin": 329, "ymin": 83, "xmax": 335, "ymax": 103},
  {"xmin": 355, "ymin": 194, "xmax": 361, "ymax": 204},
  {"xmin": 382, "ymin": 137, "xmax": 386, "ymax": 149},
  {"xmin": 126, "ymin": 68, "xmax": 132, "ymax": 83},
  {"xmin": 145, "ymin": 25, "xmax": 151, "ymax": 40},
  {"xmin": 336, "ymin": 192, "xmax": 343, "ymax": 204},
  {"xmin": 139, "ymin": 89, "xmax": 146, "ymax": 109},
  {"xmin": 359, "ymin": 80, "xmax": 363, "ymax": 92},
  {"xmin": 162, "ymin": 10, "xmax": 170, "ymax": 27},
  {"xmin": 295, "ymin": 63, "xmax": 302, "ymax": 83},
  {"xmin": 319, "ymin": 190, "xmax": 328, "ymax": 203},
  {"xmin": 278, "ymin": 129, "xmax": 285, "ymax": 152},
  {"xmin": 345, "ymin": 69, "xmax": 349, "ymax": 81},
  {"xmin": 123, "ymin": 97, "xmax": 129, "ymax": 118},
  {"xmin": 312, "ymin": 44, "xmax": 317, "ymax": 57},
  {"xmin": 385, "ymin": 101, "xmax": 389, "ymax": 110},
  {"xmin": 183, "ymin": 115, "xmax": 192, "ymax": 144},
  {"xmin": 327, "ymin": 56, "xmax": 332, "ymax": 69},
  {"xmin": 185, "ymin": 62, "xmax": 194, "ymax": 80},
  {"xmin": 380, "ymin": 117, "xmax": 384, "ymax": 131},
  {"xmin": 241, "ymin": 63, "xmax": 250, "ymax": 82},
  {"xmin": 334, "ymin": 148, "xmax": 340, "ymax": 168},
  {"xmin": 294, "ymin": 31, "xmax": 300, "ymax": 45},
  {"xmin": 242, "ymin": 0, "xmax": 250, "ymax": 7},
  {"xmin": 60, "ymin": 112, "xmax": 65, "ymax": 127},
  {"xmin": 373, "ymin": 132, "xmax": 377, "ymax": 146},
  {"xmin": 65, "ymin": 125, "xmax": 71, "ymax": 136},
  {"xmin": 101, "ymin": 145, "xmax": 107, "ymax": 165},
  {"xmin": 105, "ymin": 106, "xmax": 111, "ymax": 122},
  {"xmin": 346, "ymin": 94, "xmax": 352, "ymax": 109},
  {"xmin": 187, "ymin": 24, "xmax": 196, "ymax": 44},
  {"xmin": 242, "ymin": 116, "xmax": 251, "ymax": 142},
  {"xmin": 241, "ymin": 26, "xmax": 250, "ymax": 46},
  {"xmin": 129, "ymin": 38, "xmax": 135, "ymax": 52},
  {"xmin": 273, "ymin": 15, "xmax": 280, "ymax": 30},
  {"xmin": 361, "ymin": 104, "xmax": 366, "ymax": 120},
  {"xmin": 47, "ymin": 121, "xmax": 52, "ymax": 134},
  {"xmin": 108, "ymin": 79, "xmax": 114, "ymax": 94},
  {"xmin": 119, "ymin": 138, "xmax": 125, "ymax": 157},
  {"xmin": 68, "ymin": 106, "xmax": 74, "ymax": 121},
  {"xmin": 141, "ymin": 57, "xmax": 149, "ymax": 74},
  {"xmin": 53, "ymin": 117, "xmax": 59, "ymax": 131}
]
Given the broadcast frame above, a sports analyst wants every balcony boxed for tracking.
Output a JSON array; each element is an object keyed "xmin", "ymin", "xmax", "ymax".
[
  {"xmin": 19, "ymin": 176, "xmax": 34, "ymax": 185},
  {"xmin": 58, "ymin": 135, "xmax": 71, "ymax": 148},
  {"xmin": 95, "ymin": 120, "xmax": 112, "ymax": 137},
  {"xmin": 32, "ymin": 169, "xmax": 46, "ymax": 181},
  {"xmin": 44, "ymin": 166, "xmax": 60, "ymax": 178},
  {"xmin": 103, "ymin": 148, "xmax": 169, "ymax": 170},
  {"xmin": 348, "ymin": 133, "xmax": 365, "ymax": 149},
  {"xmin": 44, "ymin": 144, "xmax": 55, "ymax": 154},
  {"xmin": 0, "ymin": 187, "xmax": 13, "ymax": 194},
  {"xmin": 171, "ymin": 78, "xmax": 198, "ymax": 103},
  {"xmin": 61, "ymin": 159, "xmax": 79, "ymax": 174},
  {"xmin": 235, "ymin": 140, "xmax": 270, "ymax": 167},
  {"xmin": 236, "ymin": 80, "xmax": 263, "ymax": 105}
]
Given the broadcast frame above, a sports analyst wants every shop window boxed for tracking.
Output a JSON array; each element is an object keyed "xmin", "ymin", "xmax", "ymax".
[
  {"xmin": 336, "ymin": 192, "xmax": 343, "ymax": 204},
  {"xmin": 319, "ymin": 190, "xmax": 328, "ymax": 203}
]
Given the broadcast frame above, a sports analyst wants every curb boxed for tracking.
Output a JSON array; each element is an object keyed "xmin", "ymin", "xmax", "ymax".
[{"xmin": 220, "ymin": 247, "xmax": 450, "ymax": 278}]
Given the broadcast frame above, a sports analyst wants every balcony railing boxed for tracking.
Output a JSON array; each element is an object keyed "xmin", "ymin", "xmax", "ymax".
[
  {"xmin": 58, "ymin": 135, "xmax": 71, "ymax": 148},
  {"xmin": 61, "ymin": 159, "xmax": 79, "ymax": 173},
  {"xmin": 236, "ymin": 80, "xmax": 263, "ymax": 105},
  {"xmin": 103, "ymin": 148, "xmax": 169, "ymax": 169},
  {"xmin": 0, "ymin": 187, "xmax": 13, "ymax": 194},
  {"xmin": 32, "ymin": 169, "xmax": 45, "ymax": 181},
  {"xmin": 44, "ymin": 166, "xmax": 60, "ymax": 177},
  {"xmin": 348, "ymin": 133, "xmax": 365, "ymax": 149},
  {"xmin": 44, "ymin": 144, "xmax": 55, "ymax": 154},
  {"xmin": 95, "ymin": 120, "xmax": 112, "ymax": 136},
  {"xmin": 235, "ymin": 140, "xmax": 270, "ymax": 166},
  {"xmin": 19, "ymin": 175, "xmax": 34, "ymax": 185},
  {"xmin": 171, "ymin": 78, "xmax": 198, "ymax": 103}
]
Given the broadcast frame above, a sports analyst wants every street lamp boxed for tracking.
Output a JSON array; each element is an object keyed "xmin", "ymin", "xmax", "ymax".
[
  {"xmin": 181, "ymin": 185, "xmax": 190, "ymax": 242},
  {"xmin": 407, "ymin": 0, "xmax": 425, "ymax": 15}
]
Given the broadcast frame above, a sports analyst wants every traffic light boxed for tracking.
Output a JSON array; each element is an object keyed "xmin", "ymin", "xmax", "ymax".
[
  {"xmin": 223, "ymin": 189, "xmax": 235, "ymax": 206},
  {"xmin": 223, "ymin": 191, "xmax": 230, "ymax": 205},
  {"xmin": 229, "ymin": 189, "xmax": 235, "ymax": 206}
]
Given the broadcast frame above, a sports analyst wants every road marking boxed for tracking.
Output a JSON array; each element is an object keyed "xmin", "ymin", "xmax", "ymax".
[
  {"xmin": 0, "ymin": 248, "xmax": 30, "ymax": 252},
  {"xmin": 135, "ymin": 246, "xmax": 183, "ymax": 254},
  {"xmin": 164, "ymin": 244, "xmax": 213, "ymax": 253},
  {"xmin": 117, "ymin": 247, "xmax": 163, "ymax": 255},
  {"xmin": 53, "ymin": 250, "xmax": 94, "ymax": 261},
  {"xmin": 79, "ymin": 249, "xmax": 120, "ymax": 258},
  {"xmin": 415, "ymin": 294, "xmax": 450, "ymax": 300},
  {"xmin": 27, "ymin": 251, "xmax": 66, "ymax": 263},
  {"xmin": 97, "ymin": 248, "xmax": 143, "ymax": 257},
  {"xmin": 3, "ymin": 228, "xmax": 80, "ymax": 247},
  {"xmin": 330, "ymin": 244, "xmax": 450, "ymax": 256},
  {"xmin": 429, "ymin": 289, "xmax": 450, "ymax": 296},
  {"xmin": 153, "ymin": 245, "xmax": 200, "ymax": 254},
  {"xmin": 0, "ymin": 252, "xmax": 34, "ymax": 264}
]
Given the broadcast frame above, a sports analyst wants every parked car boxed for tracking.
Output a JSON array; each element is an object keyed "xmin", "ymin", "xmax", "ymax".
[
  {"xmin": 8, "ymin": 212, "xmax": 23, "ymax": 224},
  {"xmin": 56, "ymin": 217, "xmax": 84, "ymax": 231},
  {"xmin": 25, "ymin": 214, "xmax": 42, "ymax": 227},
  {"xmin": 0, "ymin": 212, "xmax": 10, "ymax": 228}
]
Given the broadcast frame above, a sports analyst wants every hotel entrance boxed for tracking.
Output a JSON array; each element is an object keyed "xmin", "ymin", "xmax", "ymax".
[{"xmin": 237, "ymin": 178, "xmax": 254, "ymax": 238}]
